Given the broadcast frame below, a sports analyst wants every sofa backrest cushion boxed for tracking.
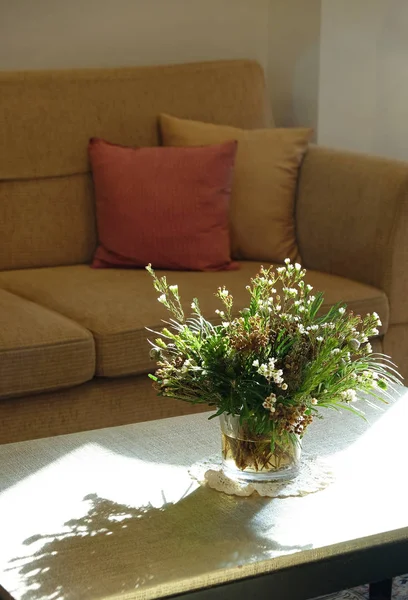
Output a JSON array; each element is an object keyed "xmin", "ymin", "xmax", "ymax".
[
  {"xmin": 0, "ymin": 59, "xmax": 271, "ymax": 271},
  {"xmin": 160, "ymin": 113, "xmax": 312, "ymax": 264}
]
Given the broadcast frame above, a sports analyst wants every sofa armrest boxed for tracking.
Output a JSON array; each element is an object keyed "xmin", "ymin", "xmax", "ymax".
[{"xmin": 296, "ymin": 145, "xmax": 408, "ymax": 325}]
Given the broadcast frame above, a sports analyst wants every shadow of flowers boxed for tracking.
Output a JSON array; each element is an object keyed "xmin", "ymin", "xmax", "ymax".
[{"xmin": 7, "ymin": 487, "xmax": 312, "ymax": 600}]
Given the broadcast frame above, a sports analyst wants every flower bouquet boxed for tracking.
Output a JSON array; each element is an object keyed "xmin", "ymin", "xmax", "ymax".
[{"xmin": 146, "ymin": 260, "xmax": 401, "ymax": 482}]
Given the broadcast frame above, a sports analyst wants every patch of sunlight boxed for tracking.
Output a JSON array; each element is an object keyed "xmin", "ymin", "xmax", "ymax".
[
  {"xmin": 252, "ymin": 389, "xmax": 408, "ymax": 552},
  {"xmin": 0, "ymin": 442, "xmax": 197, "ymax": 574}
]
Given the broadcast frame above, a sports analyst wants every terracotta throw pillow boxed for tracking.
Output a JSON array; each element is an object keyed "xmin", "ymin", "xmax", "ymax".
[
  {"xmin": 160, "ymin": 114, "xmax": 312, "ymax": 263},
  {"xmin": 89, "ymin": 138, "xmax": 238, "ymax": 271}
]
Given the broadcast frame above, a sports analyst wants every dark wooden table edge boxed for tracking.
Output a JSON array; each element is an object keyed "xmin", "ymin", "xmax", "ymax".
[
  {"xmin": 0, "ymin": 535, "xmax": 406, "ymax": 600},
  {"xmin": 0, "ymin": 583, "xmax": 15, "ymax": 600},
  {"xmin": 167, "ymin": 536, "xmax": 408, "ymax": 600}
]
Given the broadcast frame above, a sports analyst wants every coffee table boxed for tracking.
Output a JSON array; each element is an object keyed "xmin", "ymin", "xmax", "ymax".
[{"xmin": 0, "ymin": 388, "xmax": 407, "ymax": 600}]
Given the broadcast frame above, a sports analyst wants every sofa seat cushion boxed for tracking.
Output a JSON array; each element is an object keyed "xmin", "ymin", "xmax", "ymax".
[
  {"xmin": 0, "ymin": 263, "xmax": 388, "ymax": 378},
  {"xmin": 0, "ymin": 289, "xmax": 95, "ymax": 399}
]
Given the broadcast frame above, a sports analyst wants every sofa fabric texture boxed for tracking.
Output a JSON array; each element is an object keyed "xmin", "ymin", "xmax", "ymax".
[
  {"xmin": 160, "ymin": 113, "xmax": 312, "ymax": 263},
  {"xmin": 89, "ymin": 137, "xmax": 238, "ymax": 271},
  {"xmin": 0, "ymin": 263, "xmax": 388, "ymax": 382},
  {"xmin": 297, "ymin": 146, "xmax": 408, "ymax": 325},
  {"xmin": 0, "ymin": 375, "xmax": 210, "ymax": 445},
  {"xmin": 0, "ymin": 289, "xmax": 95, "ymax": 399},
  {"xmin": 0, "ymin": 174, "xmax": 97, "ymax": 271}
]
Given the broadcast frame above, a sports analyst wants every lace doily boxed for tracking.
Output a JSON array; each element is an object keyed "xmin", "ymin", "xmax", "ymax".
[{"xmin": 189, "ymin": 453, "xmax": 334, "ymax": 497}]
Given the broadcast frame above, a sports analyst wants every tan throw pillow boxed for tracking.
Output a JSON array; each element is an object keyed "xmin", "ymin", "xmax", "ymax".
[{"xmin": 160, "ymin": 113, "xmax": 312, "ymax": 263}]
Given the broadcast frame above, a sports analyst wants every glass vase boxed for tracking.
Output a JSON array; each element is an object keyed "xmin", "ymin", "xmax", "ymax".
[{"xmin": 219, "ymin": 413, "xmax": 301, "ymax": 483}]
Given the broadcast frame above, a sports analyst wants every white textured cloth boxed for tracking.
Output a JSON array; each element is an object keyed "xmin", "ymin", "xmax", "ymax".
[{"xmin": 189, "ymin": 453, "xmax": 335, "ymax": 497}]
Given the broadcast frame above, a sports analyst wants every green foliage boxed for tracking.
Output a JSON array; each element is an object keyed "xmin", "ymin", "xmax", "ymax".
[{"xmin": 146, "ymin": 260, "xmax": 402, "ymax": 441}]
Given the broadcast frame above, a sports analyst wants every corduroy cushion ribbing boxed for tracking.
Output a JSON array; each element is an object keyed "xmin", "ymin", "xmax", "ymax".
[
  {"xmin": 160, "ymin": 113, "xmax": 312, "ymax": 263},
  {"xmin": 0, "ymin": 264, "xmax": 388, "ymax": 379},
  {"xmin": 0, "ymin": 289, "xmax": 95, "ymax": 399},
  {"xmin": 89, "ymin": 138, "xmax": 238, "ymax": 271}
]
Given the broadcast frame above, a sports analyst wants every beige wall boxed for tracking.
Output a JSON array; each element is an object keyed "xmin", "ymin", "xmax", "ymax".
[
  {"xmin": 0, "ymin": 0, "xmax": 321, "ymax": 130},
  {"xmin": 0, "ymin": 1, "xmax": 269, "ymax": 70},
  {"xmin": 268, "ymin": 0, "xmax": 321, "ymax": 130},
  {"xmin": 319, "ymin": 0, "xmax": 408, "ymax": 160}
]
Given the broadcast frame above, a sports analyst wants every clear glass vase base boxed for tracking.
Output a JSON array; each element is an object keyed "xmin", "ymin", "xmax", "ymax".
[{"xmin": 222, "ymin": 461, "xmax": 300, "ymax": 483}]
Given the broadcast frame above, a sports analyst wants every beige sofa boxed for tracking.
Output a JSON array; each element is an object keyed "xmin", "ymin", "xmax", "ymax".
[{"xmin": 0, "ymin": 59, "xmax": 407, "ymax": 444}]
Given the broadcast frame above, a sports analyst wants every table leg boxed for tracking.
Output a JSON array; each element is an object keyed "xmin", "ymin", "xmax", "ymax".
[{"xmin": 368, "ymin": 578, "xmax": 393, "ymax": 600}]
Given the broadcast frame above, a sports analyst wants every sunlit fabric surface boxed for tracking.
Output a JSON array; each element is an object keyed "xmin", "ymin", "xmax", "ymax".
[{"xmin": 0, "ymin": 387, "xmax": 407, "ymax": 599}]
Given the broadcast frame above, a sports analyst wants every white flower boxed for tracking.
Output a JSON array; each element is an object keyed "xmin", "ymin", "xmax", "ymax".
[
  {"xmin": 295, "ymin": 263, "xmax": 302, "ymax": 270},
  {"xmin": 317, "ymin": 336, "xmax": 324, "ymax": 342},
  {"xmin": 281, "ymin": 383, "xmax": 288, "ymax": 390},
  {"xmin": 257, "ymin": 358, "xmax": 279, "ymax": 382},
  {"xmin": 365, "ymin": 342, "xmax": 373, "ymax": 354},
  {"xmin": 338, "ymin": 307, "xmax": 346, "ymax": 315},
  {"xmin": 372, "ymin": 312, "xmax": 382, "ymax": 325},
  {"xmin": 331, "ymin": 348, "xmax": 341, "ymax": 355},
  {"xmin": 215, "ymin": 309, "xmax": 225, "ymax": 316},
  {"xmin": 222, "ymin": 321, "xmax": 230, "ymax": 328},
  {"xmin": 341, "ymin": 389, "xmax": 357, "ymax": 403},
  {"xmin": 158, "ymin": 294, "xmax": 166, "ymax": 304},
  {"xmin": 370, "ymin": 328, "xmax": 379, "ymax": 336},
  {"xmin": 252, "ymin": 359, "xmax": 259, "ymax": 368},
  {"xmin": 220, "ymin": 289, "xmax": 229, "ymax": 297},
  {"xmin": 169, "ymin": 284, "xmax": 178, "ymax": 294},
  {"xmin": 191, "ymin": 302, "xmax": 196, "ymax": 310},
  {"xmin": 275, "ymin": 305, "xmax": 282, "ymax": 312},
  {"xmin": 311, "ymin": 398, "xmax": 318, "ymax": 405},
  {"xmin": 306, "ymin": 284, "xmax": 313, "ymax": 292},
  {"xmin": 284, "ymin": 258, "xmax": 291, "ymax": 265},
  {"xmin": 276, "ymin": 267, "xmax": 285, "ymax": 274},
  {"xmin": 270, "ymin": 407, "xmax": 276, "ymax": 413},
  {"xmin": 273, "ymin": 369, "xmax": 284, "ymax": 384},
  {"xmin": 372, "ymin": 312, "xmax": 382, "ymax": 326}
]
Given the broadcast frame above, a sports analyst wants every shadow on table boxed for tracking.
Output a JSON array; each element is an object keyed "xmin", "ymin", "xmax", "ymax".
[{"xmin": 7, "ymin": 488, "xmax": 312, "ymax": 600}]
